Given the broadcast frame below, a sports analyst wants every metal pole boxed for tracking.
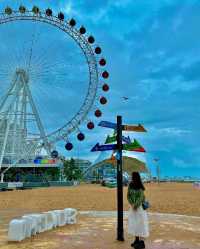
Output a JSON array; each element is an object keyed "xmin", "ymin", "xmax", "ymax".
[
  {"xmin": 157, "ymin": 163, "xmax": 160, "ymax": 184},
  {"xmin": 116, "ymin": 115, "xmax": 124, "ymax": 241},
  {"xmin": 149, "ymin": 168, "xmax": 152, "ymax": 183},
  {"xmin": 154, "ymin": 158, "xmax": 160, "ymax": 184}
]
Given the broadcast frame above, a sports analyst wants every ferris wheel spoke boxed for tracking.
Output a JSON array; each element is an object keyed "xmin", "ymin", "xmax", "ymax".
[
  {"xmin": 27, "ymin": 37, "xmax": 65, "ymax": 72},
  {"xmin": 28, "ymin": 58, "xmax": 70, "ymax": 78},
  {"xmin": 0, "ymin": 59, "xmax": 15, "ymax": 78}
]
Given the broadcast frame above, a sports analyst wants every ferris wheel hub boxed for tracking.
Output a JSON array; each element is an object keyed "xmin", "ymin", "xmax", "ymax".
[{"xmin": 15, "ymin": 68, "xmax": 29, "ymax": 83}]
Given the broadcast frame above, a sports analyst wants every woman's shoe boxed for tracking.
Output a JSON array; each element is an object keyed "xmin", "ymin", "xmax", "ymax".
[
  {"xmin": 131, "ymin": 241, "xmax": 138, "ymax": 247},
  {"xmin": 138, "ymin": 240, "xmax": 145, "ymax": 249},
  {"xmin": 131, "ymin": 238, "xmax": 139, "ymax": 247},
  {"xmin": 131, "ymin": 240, "xmax": 145, "ymax": 249}
]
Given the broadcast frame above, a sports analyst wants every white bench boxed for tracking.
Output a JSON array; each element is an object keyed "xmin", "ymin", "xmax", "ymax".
[
  {"xmin": 64, "ymin": 208, "xmax": 78, "ymax": 224},
  {"xmin": 52, "ymin": 210, "xmax": 66, "ymax": 227},
  {"xmin": 66, "ymin": 215, "xmax": 77, "ymax": 224},
  {"xmin": 8, "ymin": 219, "xmax": 27, "ymax": 241},
  {"xmin": 8, "ymin": 208, "xmax": 78, "ymax": 242},
  {"xmin": 27, "ymin": 214, "xmax": 47, "ymax": 233},
  {"xmin": 21, "ymin": 216, "xmax": 35, "ymax": 237},
  {"xmin": 64, "ymin": 208, "xmax": 77, "ymax": 216},
  {"xmin": 43, "ymin": 211, "xmax": 56, "ymax": 230}
]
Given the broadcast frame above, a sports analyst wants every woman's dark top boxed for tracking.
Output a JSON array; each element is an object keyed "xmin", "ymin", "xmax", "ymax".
[{"xmin": 127, "ymin": 185, "xmax": 145, "ymax": 209}]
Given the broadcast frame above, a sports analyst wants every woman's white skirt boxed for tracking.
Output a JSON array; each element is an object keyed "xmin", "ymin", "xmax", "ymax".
[{"xmin": 128, "ymin": 206, "xmax": 149, "ymax": 238}]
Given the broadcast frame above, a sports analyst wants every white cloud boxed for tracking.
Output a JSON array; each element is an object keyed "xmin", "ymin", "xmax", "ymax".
[
  {"xmin": 149, "ymin": 126, "xmax": 191, "ymax": 137},
  {"xmin": 61, "ymin": 1, "xmax": 80, "ymax": 17},
  {"xmin": 173, "ymin": 158, "xmax": 189, "ymax": 168}
]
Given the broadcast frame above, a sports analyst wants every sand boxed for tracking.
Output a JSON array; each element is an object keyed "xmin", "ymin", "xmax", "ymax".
[
  {"xmin": 0, "ymin": 183, "xmax": 199, "ymax": 216},
  {"xmin": 0, "ymin": 183, "xmax": 199, "ymax": 248}
]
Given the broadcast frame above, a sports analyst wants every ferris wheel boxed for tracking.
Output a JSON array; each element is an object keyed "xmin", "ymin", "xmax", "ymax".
[{"xmin": 0, "ymin": 5, "xmax": 110, "ymax": 170}]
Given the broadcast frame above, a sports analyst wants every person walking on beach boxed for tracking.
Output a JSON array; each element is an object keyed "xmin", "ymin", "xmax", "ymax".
[{"xmin": 127, "ymin": 172, "xmax": 149, "ymax": 249}]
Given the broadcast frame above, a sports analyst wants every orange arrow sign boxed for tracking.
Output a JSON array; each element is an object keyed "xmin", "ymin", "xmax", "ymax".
[{"xmin": 122, "ymin": 124, "xmax": 147, "ymax": 132}]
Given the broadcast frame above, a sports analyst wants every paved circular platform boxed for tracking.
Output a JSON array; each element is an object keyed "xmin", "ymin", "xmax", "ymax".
[{"xmin": 0, "ymin": 210, "xmax": 199, "ymax": 249}]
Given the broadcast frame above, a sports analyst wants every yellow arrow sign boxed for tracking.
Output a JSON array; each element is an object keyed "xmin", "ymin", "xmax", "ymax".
[{"xmin": 122, "ymin": 124, "xmax": 147, "ymax": 132}]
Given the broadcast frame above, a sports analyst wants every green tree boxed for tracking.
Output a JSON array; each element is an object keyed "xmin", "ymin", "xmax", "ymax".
[
  {"xmin": 43, "ymin": 168, "xmax": 60, "ymax": 181},
  {"xmin": 63, "ymin": 158, "xmax": 83, "ymax": 181}
]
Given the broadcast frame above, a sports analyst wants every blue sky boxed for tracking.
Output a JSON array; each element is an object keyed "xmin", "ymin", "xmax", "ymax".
[{"xmin": 0, "ymin": 0, "xmax": 200, "ymax": 177}]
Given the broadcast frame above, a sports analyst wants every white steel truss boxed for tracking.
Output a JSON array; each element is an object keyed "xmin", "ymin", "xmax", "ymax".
[{"xmin": 0, "ymin": 68, "xmax": 51, "ymax": 173}]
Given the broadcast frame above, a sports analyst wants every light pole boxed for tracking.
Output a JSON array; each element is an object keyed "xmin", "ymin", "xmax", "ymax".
[
  {"xmin": 148, "ymin": 167, "xmax": 152, "ymax": 183},
  {"xmin": 154, "ymin": 158, "xmax": 160, "ymax": 184}
]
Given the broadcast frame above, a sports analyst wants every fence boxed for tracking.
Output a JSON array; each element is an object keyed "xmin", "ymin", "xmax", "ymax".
[{"xmin": 0, "ymin": 181, "xmax": 79, "ymax": 190}]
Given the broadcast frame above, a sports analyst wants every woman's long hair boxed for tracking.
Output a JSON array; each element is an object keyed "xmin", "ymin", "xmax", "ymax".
[{"xmin": 129, "ymin": 172, "xmax": 145, "ymax": 190}]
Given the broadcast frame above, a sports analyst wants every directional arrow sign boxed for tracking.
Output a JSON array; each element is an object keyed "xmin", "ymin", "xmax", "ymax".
[
  {"xmin": 122, "ymin": 135, "xmax": 131, "ymax": 144},
  {"xmin": 91, "ymin": 143, "xmax": 117, "ymax": 152},
  {"xmin": 123, "ymin": 139, "xmax": 146, "ymax": 152},
  {"xmin": 105, "ymin": 135, "xmax": 131, "ymax": 144},
  {"xmin": 98, "ymin": 121, "xmax": 117, "ymax": 129},
  {"xmin": 105, "ymin": 135, "xmax": 117, "ymax": 144},
  {"xmin": 122, "ymin": 124, "xmax": 147, "ymax": 132},
  {"xmin": 99, "ymin": 121, "xmax": 147, "ymax": 132},
  {"xmin": 91, "ymin": 140, "xmax": 145, "ymax": 152}
]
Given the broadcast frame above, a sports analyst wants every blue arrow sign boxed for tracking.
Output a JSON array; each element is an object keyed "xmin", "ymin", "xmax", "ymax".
[
  {"xmin": 122, "ymin": 135, "xmax": 131, "ymax": 144},
  {"xmin": 98, "ymin": 121, "xmax": 117, "ymax": 129},
  {"xmin": 91, "ymin": 143, "xmax": 117, "ymax": 152},
  {"xmin": 115, "ymin": 152, "xmax": 120, "ymax": 160}
]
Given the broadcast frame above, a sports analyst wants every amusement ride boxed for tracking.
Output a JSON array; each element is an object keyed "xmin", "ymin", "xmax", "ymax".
[{"xmin": 0, "ymin": 6, "xmax": 109, "ymax": 182}]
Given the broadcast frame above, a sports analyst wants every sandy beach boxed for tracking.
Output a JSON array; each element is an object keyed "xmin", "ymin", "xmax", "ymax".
[{"xmin": 0, "ymin": 183, "xmax": 199, "ymax": 216}]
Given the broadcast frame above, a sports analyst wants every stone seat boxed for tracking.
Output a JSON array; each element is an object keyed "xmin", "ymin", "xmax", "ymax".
[
  {"xmin": 8, "ymin": 218, "xmax": 27, "ymax": 241},
  {"xmin": 52, "ymin": 210, "xmax": 66, "ymax": 226}
]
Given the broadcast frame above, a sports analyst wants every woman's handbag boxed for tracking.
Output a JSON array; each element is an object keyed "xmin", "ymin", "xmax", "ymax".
[{"xmin": 142, "ymin": 201, "xmax": 150, "ymax": 210}]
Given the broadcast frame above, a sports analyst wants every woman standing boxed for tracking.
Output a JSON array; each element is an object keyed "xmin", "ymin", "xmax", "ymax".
[{"xmin": 127, "ymin": 172, "xmax": 149, "ymax": 249}]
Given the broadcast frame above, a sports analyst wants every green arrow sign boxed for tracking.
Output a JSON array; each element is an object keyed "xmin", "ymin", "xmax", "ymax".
[
  {"xmin": 105, "ymin": 135, "xmax": 117, "ymax": 144},
  {"xmin": 123, "ymin": 139, "xmax": 146, "ymax": 152}
]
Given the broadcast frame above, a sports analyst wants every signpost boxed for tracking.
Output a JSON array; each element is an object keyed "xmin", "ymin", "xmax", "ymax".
[
  {"xmin": 105, "ymin": 134, "xmax": 117, "ymax": 144},
  {"xmin": 91, "ymin": 140, "xmax": 145, "ymax": 152},
  {"xmin": 123, "ymin": 139, "xmax": 146, "ymax": 152},
  {"xmin": 122, "ymin": 135, "xmax": 131, "ymax": 144},
  {"xmin": 98, "ymin": 121, "xmax": 117, "ymax": 129},
  {"xmin": 122, "ymin": 124, "xmax": 147, "ymax": 132},
  {"xmin": 99, "ymin": 121, "xmax": 147, "ymax": 132},
  {"xmin": 92, "ymin": 117, "xmax": 147, "ymax": 242},
  {"xmin": 105, "ymin": 134, "xmax": 131, "ymax": 144},
  {"xmin": 91, "ymin": 143, "xmax": 117, "ymax": 151},
  {"xmin": 116, "ymin": 116, "xmax": 124, "ymax": 241}
]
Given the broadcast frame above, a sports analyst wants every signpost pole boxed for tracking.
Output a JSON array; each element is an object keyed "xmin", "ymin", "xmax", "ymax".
[{"xmin": 116, "ymin": 115, "xmax": 124, "ymax": 241}]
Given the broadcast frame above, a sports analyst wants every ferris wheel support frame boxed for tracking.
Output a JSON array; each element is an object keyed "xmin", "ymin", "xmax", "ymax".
[{"xmin": 0, "ymin": 69, "xmax": 52, "ymax": 177}]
